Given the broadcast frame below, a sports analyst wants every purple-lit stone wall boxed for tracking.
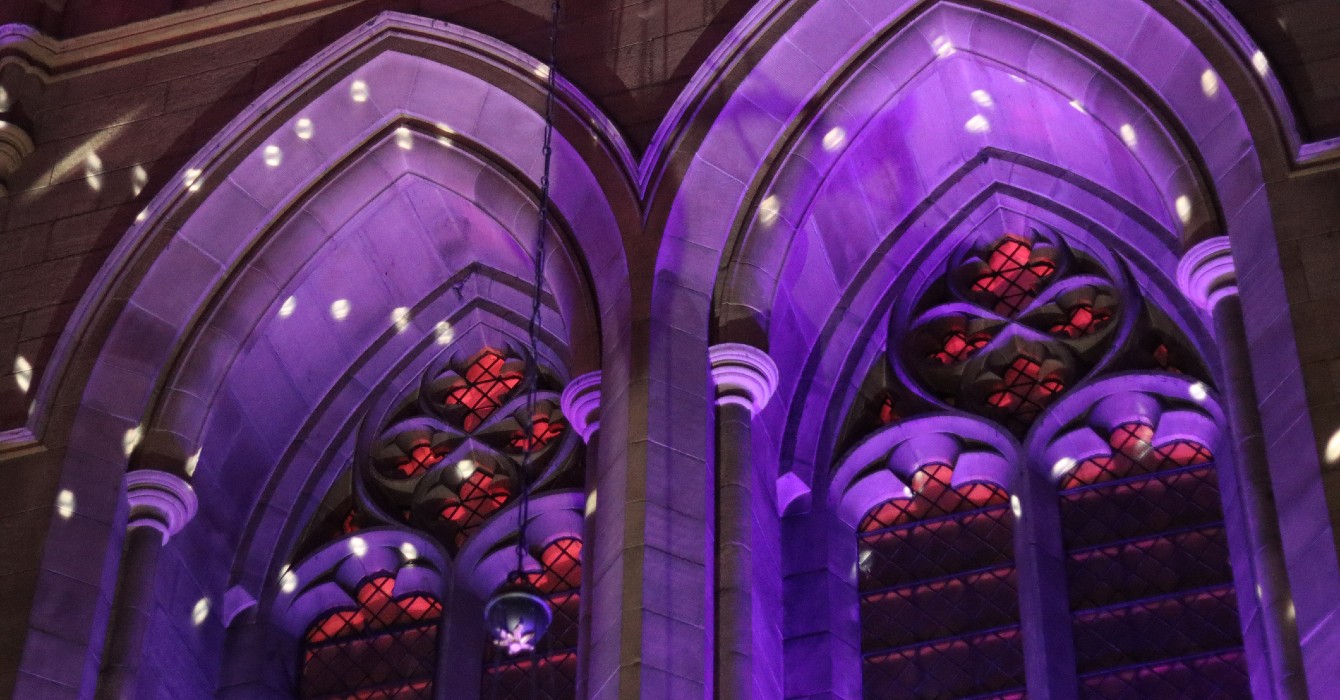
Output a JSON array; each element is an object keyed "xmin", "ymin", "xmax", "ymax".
[{"xmin": 3, "ymin": 1, "xmax": 1340, "ymax": 698}]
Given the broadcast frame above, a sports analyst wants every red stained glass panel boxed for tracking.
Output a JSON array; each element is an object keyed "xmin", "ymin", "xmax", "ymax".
[
  {"xmin": 985, "ymin": 356, "xmax": 1063, "ymax": 430},
  {"xmin": 1050, "ymin": 304, "xmax": 1112, "ymax": 339},
  {"xmin": 301, "ymin": 576, "xmax": 442, "ymax": 699},
  {"xmin": 446, "ymin": 350, "xmax": 522, "ymax": 432},
  {"xmin": 1059, "ymin": 426, "xmax": 1246, "ymax": 697},
  {"xmin": 510, "ymin": 414, "xmax": 565, "ymax": 453},
  {"xmin": 931, "ymin": 331, "xmax": 989, "ymax": 365},
  {"xmin": 440, "ymin": 470, "xmax": 511, "ymax": 546},
  {"xmin": 858, "ymin": 464, "xmax": 1023, "ymax": 698},
  {"xmin": 971, "ymin": 239, "xmax": 1056, "ymax": 316},
  {"xmin": 484, "ymin": 538, "xmax": 584, "ymax": 700}
]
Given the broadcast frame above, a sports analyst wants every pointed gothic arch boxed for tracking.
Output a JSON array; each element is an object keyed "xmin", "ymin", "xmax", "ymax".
[{"xmin": 20, "ymin": 13, "xmax": 633, "ymax": 698}]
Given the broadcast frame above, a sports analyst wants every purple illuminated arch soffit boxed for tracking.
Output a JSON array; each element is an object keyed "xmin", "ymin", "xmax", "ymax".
[
  {"xmin": 642, "ymin": 0, "xmax": 1336, "ymax": 692},
  {"xmin": 18, "ymin": 13, "xmax": 634, "ymax": 697}
]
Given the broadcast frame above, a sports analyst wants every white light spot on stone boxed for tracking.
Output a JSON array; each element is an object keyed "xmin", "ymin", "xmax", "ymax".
[
  {"xmin": 192, "ymin": 597, "xmax": 210, "ymax": 626},
  {"xmin": 1176, "ymin": 195, "xmax": 1193, "ymax": 224},
  {"xmin": 279, "ymin": 567, "xmax": 298, "ymax": 594},
  {"xmin": 455, "ymin": 459, "xmax": 476, "ymax": 480},
  {"xmin": 1069, "ymin": 99, "xmax": 1087, "ymax": 113},
  {"xmin": 330, "ymin": 299, "xmax": 350, "ymax": 321},
  {"xmin": 822, "ymin": 126, "xmax": 846, "ymax": 151},
  {"xmin": 123, "ymin": 425, "xmax": 143, "ymax": 458},
  {"xmin": 400, "ymin": 542, "xmax": 419, "ymax": 561},
  {"xmin": 349, "ymin": 536, "xmax": 368, "ymax": 558},
  {"xmin": 585, "ymin": 489, "xmax": 597, "ymax": 517},
  {"xmin": 1287, "ymin": 601, "xmax": 1296, "ymax": 621},
  {"xmin": 435, "ymin": 320, "xmax": 455, "ymax": 346},
  {"xmin": 1009, "ymin": 74, "xmax": 1025, "ymax": 84},
  {"xmin": 350, "ymin": 79, "xmax": 369, "ymax": 103},
  {"xmin": 13, "ymin": 355, "xmax": 32, "ymax": 394},
  {"xmin": 392, "ymin": 307, "xmax": 411, "ymax": 333},
  {"xmin": 932, "ymin": 36, "xmax": 955, "ymax": 58},
  {"xmin": 437, "ymin": 136, "xmax": 453, "ymax": 148},
  {"xmin": 263, "ymin": 144, "xmax": 282, "ymax": 167},
  {"xmin": 131, "ymin": 165, "xmax": 148, "ymax": 197},
  {"xmin": 85, "ymin": 152, "xmax": 103, "ymax": 191},
  {"xmin": 279, "ymin": 296, "xmax": 296, "ymax": 318},
  {"xmin": 1120, "ymin": 123, "xmax": 1138, "ymax": 148},
  {"xmin": 0, "ymin": 86, "xmax": 9, "ymax": 112},
  {"xmin": 1255, "ymin": 584, "xmax": 1263, "ymax": 600},
  {"xmin": 858, "ymin": 547, "xmax": 874, "ymax": 572},
  {"xmin": 1252, "ymin": 51, "xmax": 1269, "ymax": 76},
  {"xmin": 965, "ymin": 114, "xmax": 990, "ymax": 134},
  {"xmin": 395, "ymin": 126, "xmax": 413, "ymax": 150},
  {"xmin": 136, "ymin": 208, "xmax": 148, "ymax": 223},
  {"xmin": 1051, "ymin": 457, "xmax": 1077, "ymax": 481},
  {"xmin": 185, "ymin": 448, "xmax": 202, "ymax": 478},
  {"xmin": 1201, "ymin": 69, "xmax": 1220, "ymax": 98},
  {"xmin": 971, "ymin": 89, "xmax": 993, "ymax": 107},
  {"xmin": 183, "ymin": 168, "xmax": 202, "ymax": 189},
  {"xmin": 758, "ymin": 195, "xmax": 780, "ymax": 226},
  {"xmin": 56, "ymin": 490, "xmax": 75, "ymax": 519},
  {"xmin": 295, "ymin": 117, "xmax": 314, "ymax": 140},
  {"xmin": 1188, "ymin": 382, "xmax": 1209, "ymax": 402},
  {"xmin": 1325, "ymin": 428, "xmax": 1340, "ymax": 464},
  {"xmin": 535, "ymin": 64, "xmax": 551, "ymax": 80},
  {"xmin": 1010, "ymin": 494, "xmax": 1022, "ymax": 518},
  {"xmin": 435, "ymin": 122, "xmax": 455, "ymax": 135}
]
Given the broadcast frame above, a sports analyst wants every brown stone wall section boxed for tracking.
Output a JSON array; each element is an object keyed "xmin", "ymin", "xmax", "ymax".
[{"xmin": 1266, "ymin": 168, "xmax": 1340, "ymax": 560}]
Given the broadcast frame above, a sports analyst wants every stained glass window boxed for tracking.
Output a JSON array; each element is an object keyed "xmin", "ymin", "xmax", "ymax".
[
  {"xmin": 300, "ymin": 575, "xmax": 442, "ymax": 699},
  {"xmin": 440, "ymin": 469, "xmax": 511, "ymax": 546},
  {"xmin": 858, "ymin": 464, "xmax": 1024, "ymax": 699},
  {"xmin": 1050, "ymin": 304, "xmax": 1112, "ymax": 339},
  {"xmin": 1058, "ymin": 424, "xmax": 1248, "ymax": 698},
  {"xmin": 985, "ymin": 356, "xmax": 1063, "ymax": 430},
  {"xmin": 970, "ymin": 238, "xmax": 1056, "ymax": 316},
  {"xmin": 446, "ymin": 350, "xmax": 522, "ymax": 431},
  {"xmin": 483, "ymin": 538, "xmax": 583, "ymax": 699}
]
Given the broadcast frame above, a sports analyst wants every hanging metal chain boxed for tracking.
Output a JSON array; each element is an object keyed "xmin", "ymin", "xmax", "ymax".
[{"xmin": 515, "ymin": 0, "xmax": 562, "ymax": 580}]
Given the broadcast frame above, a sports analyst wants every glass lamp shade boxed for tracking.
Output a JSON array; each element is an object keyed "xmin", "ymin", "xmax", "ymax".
[{"xmin": 484, "ymin": 578, "xmax": 552, "ymax": 656}]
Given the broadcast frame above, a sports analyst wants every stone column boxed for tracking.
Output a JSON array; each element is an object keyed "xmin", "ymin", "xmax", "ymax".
[
  {"xmin": 709, "ymin": 344, "xmax": 778, "ymax": 699},
  {"xmin": 97, "ymin": 469, "xmax": 198, "ymax": 700},
  {"xmin": 561, "ymin": 371, "xmax": 601, "ymax": 700},
  {"xmin": 1178, "ymin": 237, "xmax": 1306, "ymax": 699},
  {"xmin": 1013, "ymin": 468, "xmax": 1077, "ymax": 700}
]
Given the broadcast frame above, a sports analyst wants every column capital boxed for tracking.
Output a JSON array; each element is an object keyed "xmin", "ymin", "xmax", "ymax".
[
  {"xmin": 709, "ymin": 343, "xmax": 778, "ymax": 415},
  {"xmin": 560, "ymin": 371, "xmax": 602, "ymax": 443},
  {"xmin": 125, "ymin": 470, "xmax": 197, "ymax": 542},
  {"xmin": 1177, "ymin": 236, "xmax": 1238, "ymax": 311}
]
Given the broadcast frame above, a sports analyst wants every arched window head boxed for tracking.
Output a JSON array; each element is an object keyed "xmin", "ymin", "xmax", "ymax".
[
  {"xmin": 300, "ymin": 573, "xmax": 443, "ymax": 699},
  {"xmin": 859, "ymin": 463, "xmax": 1008, "ymax": 530},
  {"xmin": 1059, "ymin": 421, "xmax": 1212, "ymax": 489}
]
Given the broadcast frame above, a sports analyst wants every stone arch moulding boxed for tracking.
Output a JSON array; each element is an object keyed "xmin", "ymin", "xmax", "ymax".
[
  {"xmin": 16, "ymin": 13, "xmax": 636, "ymax": 699},
  {"xmin": 642, "ymin": 0, "xmax": 1338, "ymax": 696}
]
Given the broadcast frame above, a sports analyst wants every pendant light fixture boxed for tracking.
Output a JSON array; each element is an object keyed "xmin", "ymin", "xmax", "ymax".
[{"xmin": 483, "ymin": 0, "xmax": 562, "ymax": 657}]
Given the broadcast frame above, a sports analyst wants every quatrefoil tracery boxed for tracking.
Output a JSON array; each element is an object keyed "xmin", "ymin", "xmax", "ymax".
[
  {"xmin": 896, "ymin": 231, "xmax": 1134, "ymax": 433},
  {"xmin": 361, "ymin": 347, "xmax": 573, "ymax": 552}
]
